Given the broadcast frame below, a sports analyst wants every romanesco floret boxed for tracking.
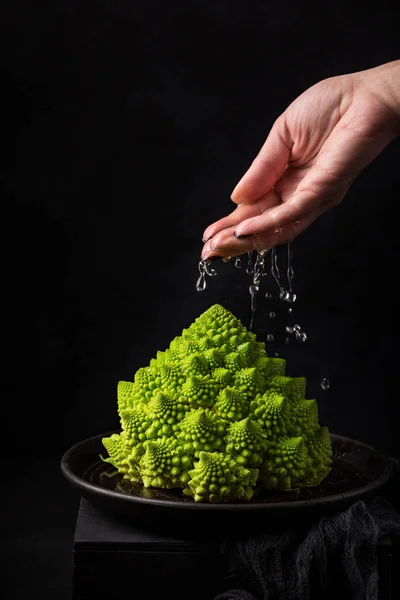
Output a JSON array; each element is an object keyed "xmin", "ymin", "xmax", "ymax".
[
  {"xmin": 185, "ymin": 451, "xmax": 258, "ymax": 502},
  {"xmin": 102, "ymin": 303, "xmax": 332, "ymax": 502}
]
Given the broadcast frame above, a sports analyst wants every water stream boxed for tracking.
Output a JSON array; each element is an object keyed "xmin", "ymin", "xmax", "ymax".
[{"xmin": 196, "ymin": 244, "xmax": 330, "ymax": 389}]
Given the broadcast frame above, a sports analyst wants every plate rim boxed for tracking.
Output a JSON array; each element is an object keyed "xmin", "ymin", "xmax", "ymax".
[{"xmin": 60, "ymin": 430, "xmax": 393, "ymax": 512}]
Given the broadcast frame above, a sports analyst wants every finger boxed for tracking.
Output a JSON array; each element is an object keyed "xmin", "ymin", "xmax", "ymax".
[
  {"xmin": 201, "ymin": 207, "xmax": 325, "ymax": 260},
  {"xmin": 252, "ymin": 205, "xmax": 327, "ymax": 250},
  {"xmin": 201, "ymin": 225, "xmax": 250, "ymax": 260},
  {"xmin": 232, "ymin": 201, "xmax": 300, "ymax": 238},
  {"xmin": 202, "ymin": 189, "xmax": 281, "ymax": 242},
  {"xmin": 234, "ymin": 175, "xmax": 349, "ymax": 238},
  {"xmin": 231, "ymin": 115, "xmax": 292, "ymax": 205}
]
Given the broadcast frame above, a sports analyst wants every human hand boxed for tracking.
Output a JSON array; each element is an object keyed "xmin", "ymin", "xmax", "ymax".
[{"xmin": 201, "ymin": 60, "xmax": 400, "ymax": 260}]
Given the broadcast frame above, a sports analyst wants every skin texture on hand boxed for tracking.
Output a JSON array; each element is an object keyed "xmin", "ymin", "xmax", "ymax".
[{"xmin": 201, "ymin": 59, "xmax": 400, "ymax": 260}]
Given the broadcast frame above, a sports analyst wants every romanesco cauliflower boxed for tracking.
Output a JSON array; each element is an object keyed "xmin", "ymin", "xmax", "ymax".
[{"xmin": 102, "ymin": 303, "xmax": 332, "ymax": 502}]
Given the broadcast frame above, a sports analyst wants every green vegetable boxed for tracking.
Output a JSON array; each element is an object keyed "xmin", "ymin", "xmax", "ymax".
[{"xmin": 102, "ymin": 303, "xmax": 332, "ymax": 502}]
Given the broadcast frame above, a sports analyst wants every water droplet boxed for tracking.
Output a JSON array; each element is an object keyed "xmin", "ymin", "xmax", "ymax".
[
  {"xmin": 248, "ymin": 251, "xmax": 267, "ymax": 330},
  {"xmin": 287, "ymin": 242, "xmax": 294, "ymax": 292},
  {"xmin": 196, "ymin": 261, "xmax": 207, "ymax": 291},
  {"xmin": 204, "ymin": 261, "xmax": 217, "ymax": 277},
  {"xmin": 245, "ymin": 251, "xmax": 253, "ymax": 274},
  {"xmin": 271, "ymin": 248, "xmax": 283, "ymax": 294},
  {"xmin": 195, "ymin": 241, "xmax": 303, "ymax": 345},
  {"xmin": 321, "ymin": 378, "xmax": 330, "ymax": 391},
  {"xmin": 196, "ymin": 275, "xmax": 206, "ymax": 291},
  {"xmin": 279, "ymin": 290, "xmax": 290, "ymax": 302},
  {"xmin": 196, "ymin": 259, "xmax": 217, "ymax": 291}
]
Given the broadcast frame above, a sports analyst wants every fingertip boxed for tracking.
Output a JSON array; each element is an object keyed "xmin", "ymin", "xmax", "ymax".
[
  {"xmin": 202, "ymin": 226, "xmax": 214, "ymax": 243},
  {"xmin": 230, "ymin": 187, "xmax": 240, "ymax": 204},
  {"xmin": 231, "ymin": 174, "xmax": 270, "ymax": 206},
  {"xmin": 232, "ymin": 215, "xmax": 257, "ymax": 238},
  {"xmin": 233, "ymin": 231, "xmax": 253, "ymax": 239},
  {"xmin": 230, "ymin": 167, "xmax": 251, "ymax": 201},
  {"xmin": 230, "ymin": 180, "xmax": 246, "ymax": 204}
]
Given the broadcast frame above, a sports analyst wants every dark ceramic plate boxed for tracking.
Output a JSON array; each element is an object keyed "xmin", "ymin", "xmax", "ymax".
[{"xmin": 61, "ymin": 431, "xmax": 393, "ymax": 536}]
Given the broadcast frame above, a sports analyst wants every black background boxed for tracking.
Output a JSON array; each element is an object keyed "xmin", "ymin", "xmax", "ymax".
[{"xmin": 1, "ymin": 2, "xmax": 400, "ymax": 598}]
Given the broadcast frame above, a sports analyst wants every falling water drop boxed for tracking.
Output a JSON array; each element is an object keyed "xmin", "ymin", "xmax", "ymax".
[
  {"xmin": 271, "ymin": 248, "xmax": 283, "ymax": 295},
  {"xmin": 249, "ymin": 284, "xmax": 259, "ymax": 295},
  {"xmin": 271, "ymin": 248, "xmax": 293, "ymax": 304},
  {"xmin": 249, "ymin": 285, "xmax": 259, "ymax": 331},
  {"xmin": 248, "ymin": 251, "xmax": 267, "ymax": 330},
  {"xmin": 196, "ymin": 275, "xmax": 206, "ymax": 292},
  {"xmin": 196, "ymin": 259, "xmax": 217, "ymax": 291},
  {"xmin": 279, "ymin": 290, "xmax": 290, "ymax": 301},
  {"xmin": 195, "ymin": 242, "xmax": 307, "ymax": 349},
  {"xmin": 287, "ymin": 242, "xmax": 294, "ymax": 293},
  {"xmin": 196, "ymin": 261, "xmax": 207, "ymax": 291},
  {"xmin": 285, "ymin": 323, "xmax": 307, "ymax": 343},
  {"xmin": 321, "ymin": 378, "xmax": 330, "ymax": 391},
  {"xmin": 245, "ymin": 252, "xmax": 253, "ymax": 274}
]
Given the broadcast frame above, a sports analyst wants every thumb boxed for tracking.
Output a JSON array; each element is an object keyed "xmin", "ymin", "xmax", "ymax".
[{"xmin": 231, "ymin": 115, "xmax": 291, "ymax": 204}]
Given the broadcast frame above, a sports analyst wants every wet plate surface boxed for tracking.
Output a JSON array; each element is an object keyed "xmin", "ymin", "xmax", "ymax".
[{"xmin": 61, "ymin": 431, "xmax": 393, "ymax": 535}]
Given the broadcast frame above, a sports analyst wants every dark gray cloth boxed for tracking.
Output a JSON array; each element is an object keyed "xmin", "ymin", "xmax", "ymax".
[{"xmin": 215, "ymin": 496, "xmax": 400, "ymax": 600}]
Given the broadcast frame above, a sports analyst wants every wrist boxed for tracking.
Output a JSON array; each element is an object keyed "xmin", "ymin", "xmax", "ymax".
[{"xmin": 360, "ymin": 59, "xmax": 400, "ymax": 133}]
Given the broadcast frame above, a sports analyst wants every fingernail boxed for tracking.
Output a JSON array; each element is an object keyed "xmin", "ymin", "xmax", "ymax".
[
  {"xmin": 233, "ymin": 231, "xmax": 253, "ymax": 239},
  {"xmin": 202, "ymin": 237, "xmax": 208, "ymax": 243}
]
